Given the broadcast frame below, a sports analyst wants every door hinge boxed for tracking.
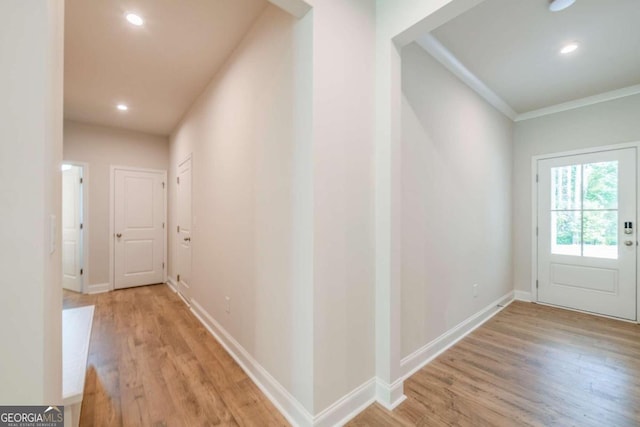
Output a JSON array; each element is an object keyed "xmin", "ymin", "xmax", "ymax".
[
  {"xmin": 162, "ymin": 182, "xmax": 165, "ymax": 189},
  {"xmin": 536, "ymin": 174, "xmax": 539, "ymax": 183},
  {"xmin": 80, "ymin": 268, "xmax": 84, "ymax": 276},
  {"xmin": 177, "ymin": 177, "xmax": 180, "ymax": 184},
  {"xmin": 177, "ymin": 274, "xmax": 181, "ymax": 282},
  {"xmin": 536, "ymin": 226, "xmax": 538, "ymax": 236},
  {"xmin": 162, "ymin": 262, "xmax": 165, "ymax": 269},
  {"xmin": 536, "ymin": 280, "xmax": 539, "ymax": 289},
  {"xmin": 80, "ymin": 177, "xmax": 83, "ymax": 184},
  {"xmin": 177, "ymin": 225, "xmax": 180, "ymax": 233},
  {"xmin": 80, "ymin": 223, "xmax": 83, "ymax": 230},
  {"xmin": 162, "ymin": 222, "xmax": 165, "ymax": 229}
]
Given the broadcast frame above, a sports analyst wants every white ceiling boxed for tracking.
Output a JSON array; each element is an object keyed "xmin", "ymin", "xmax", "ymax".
[
  {"xmin": 64, "ymin": 0, "xmax": 267, "ymax": 136},
  {"xmin": 429, "ymin": 0, "xmax": 640, "ymax": 115}
]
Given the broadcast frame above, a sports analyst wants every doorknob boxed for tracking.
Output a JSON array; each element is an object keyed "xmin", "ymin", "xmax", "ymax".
[
  {"xmin": 625, "ymin": 240, "xmax": 634, "ymax": 246},
  {"xmin": 184, "ymin": 237, "xmax": 191, "ymax": 242},
  {"xmin": 116, "ymin": 233, "xmax": 122, "ymax": 238}
]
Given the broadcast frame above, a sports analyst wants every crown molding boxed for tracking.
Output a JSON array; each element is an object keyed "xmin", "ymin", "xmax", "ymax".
[
  {"xmin": 415, "ymin": 34, "xmax": 640, "ymax": 123},
  {"xmin": 415, "ymin": 34, "xmax": 518, "ymax": 120},
  {"xmin": 515, "ymin": 84, "xmax": 640, "ymax": 121}
]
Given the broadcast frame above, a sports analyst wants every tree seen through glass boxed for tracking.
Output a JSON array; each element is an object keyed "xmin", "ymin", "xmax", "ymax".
[{"xmin": 551, "ymin": 161, "xmax": 618, "ymax": 259}]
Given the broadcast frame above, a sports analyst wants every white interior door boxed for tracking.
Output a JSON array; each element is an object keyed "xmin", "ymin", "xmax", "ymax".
[
  {"xmin": 62, "ymin": 165, "xmax": 83, "ymax": 292},
  {"xmin": 537, "ymin": 148, "xmax": 637, "ymax": 320},
  {"xmin": 176, "ymin": 157, "xmax": 192, "ymax": 300},
  {"xmin": 114, "ymin": 168, "xmax": 165, "ymax": 289}
]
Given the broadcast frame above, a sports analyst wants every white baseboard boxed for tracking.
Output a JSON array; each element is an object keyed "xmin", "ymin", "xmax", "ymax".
[
  {"xmin": 514, "ymin": 290, "xmax": 533, "ymax": 302},
  {"xmin": 85, "ymin": 283, "xmax": 110, "ymax": 294},
  {"xmin": 166, "ymin": 277, "xmax": 178, "ymax": 292},
  {"xmin": 179, "ymin": 289, "xmax": 518, "ymax": 426},
  {"xmin": 188, "ymin": 299, "xmax": 380, "ymax": 427},
  {"xmin": 375, "ymin": 378, "xmax": 407, "ymax": 411},
  {"xmin": 189, "ymin": 299, "xmax": 314, "ymax": 427},
  {"xmin": 166, "ymin": 278, "xmax": 191, "ymax": 306},
  {"xmin": 313, "ymin": 378, "xmax": 376, "ymax": 427},
  {"xmin": 400, "ymin": 291, "xmax": 514, "ymax": 379}
]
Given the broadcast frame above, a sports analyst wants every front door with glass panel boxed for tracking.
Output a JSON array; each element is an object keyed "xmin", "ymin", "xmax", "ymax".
[{"xmin": 537, "ymin": 148, "xmax": 637, "ymax": 320}]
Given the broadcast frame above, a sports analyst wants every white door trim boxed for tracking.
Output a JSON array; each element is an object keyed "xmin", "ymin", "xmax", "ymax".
[
  {"xmin": 176, "ymin": 153, "xmax": 193, "ymax": 300},
  {"xmin": 109, "ymin": 165, "xmax": 167, "ymax": 291},
  {"xmin": 530, "ymin": 141, "xmax": 640, "ymax": 323},
  {"xmin": 63, "ymin": 161, "xmax": 90, "ymax": 293}
]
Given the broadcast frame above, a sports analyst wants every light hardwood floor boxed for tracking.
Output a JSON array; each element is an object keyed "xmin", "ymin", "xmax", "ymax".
[
  {"xmin": 64, "ymin": 285, "xmax": 289, "ymax": 426},
  {"xmin": 349, "ymin": 301, "xmax": 640, "ymax": 427},
  {"xmin": 65, "ymin": 287, "xmax": 640, "ymax": 426}
]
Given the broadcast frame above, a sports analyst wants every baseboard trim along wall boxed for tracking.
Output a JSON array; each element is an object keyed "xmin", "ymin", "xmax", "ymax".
[
  {"xmin": 190, "ymin": 299, "xmax": 315, "ymax": 427},
  {"xmin": 514, "ymin": 290, "xmax": 533, "ymax": 302},
  {"xmin": 85, "ymin": 283, "xmax": 110, "ymax": 294},
  {"xmin": 189, "ymin": 298, "xmax": 383, "ymax": 427},
  {"xmin": 166, "ymin": 277, "xmax": 178, "ymax": 293},
  {"xmin": 180, "ymin": 289, "xmax": 521, "ymax": 425},
  {"xmin": 313, "ymin": 378, "xmax": 376, "ymax": 427},
  {"xmin": 165, "ymin": 278, "xmax": 192, "ymax": 306},
  {"xmin": 375, "ymin": 377, "xmax": 407, "ymax": 411},
  {"xmin": 400, "ymin": 291, "xmax": 515, "ymax": 379}
]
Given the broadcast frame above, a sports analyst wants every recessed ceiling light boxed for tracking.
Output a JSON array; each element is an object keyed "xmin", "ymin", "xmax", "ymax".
[
  {"xmin": 549, "ymin": 0, "xmax": 576, "ymax": 12},
  {"xmin": 125, "ymin": 13, "xmax": 144, "ymax": 26},
  {"xmin": 117, "ymin": 104, "xmax": 129, "ymax": 111},
  {"xmin": 560, "ymin": 43, "xmax": 579, "ymax": 54}
]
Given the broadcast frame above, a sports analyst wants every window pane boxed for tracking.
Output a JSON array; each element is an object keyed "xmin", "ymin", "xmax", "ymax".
[
  {"xmin": 551, "ymin": 211, "xmax": 582, "ymax": 256},
  {"xmin": 583, "ymin": 161, "xmax": 618, "ymax": 210},
  {"xmin": 551, "ymin": 165, "xmax": 581, "ymax": 210},
  {"xmin": 583, "ymin": 211, "xmax": 618, "ymax": 259}
]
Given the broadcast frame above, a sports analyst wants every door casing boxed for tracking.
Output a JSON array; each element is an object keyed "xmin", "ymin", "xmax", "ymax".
[
  {"xmin": 109, "ymin": 165, "xmax": 167, "ymax": 291},
  {"xmin": 176, "ymin": 154, "xmax": 193, "ymax": 302},
  {"xmin": 531, "ymin": 141, "xmax": 640, "ymax": 323},
  {"xmin": 62, "ymin": 161, "xmax": 90, "ymax": 293}
]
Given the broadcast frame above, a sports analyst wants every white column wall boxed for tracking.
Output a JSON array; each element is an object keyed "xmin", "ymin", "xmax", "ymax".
[{"xmin": 0, "ymin": 0, "xmax": 64, "ymax": 404}]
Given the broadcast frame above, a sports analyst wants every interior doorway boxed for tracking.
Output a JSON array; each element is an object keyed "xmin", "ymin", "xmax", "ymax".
[
  {"xmin": 176, "ymin": 155, "xmax": 193, "ymax": 301},
  {"xmin": 62, "ymin": 163, "xmax": 85, "ymax": 293},
  {"xmin": 111, "ymin": 166, "xmax": 167, "ymax": 289},
  {"xmin": 536, "ymin": 147, "xmax": 638, "ymax": 320}
]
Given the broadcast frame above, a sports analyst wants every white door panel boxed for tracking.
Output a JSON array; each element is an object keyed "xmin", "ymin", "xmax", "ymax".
[
  {"xmin": 537, "ymin": 148, "xmax": 637, "ymax": 320},
  {"xmin": 62, "ymin": 165, "xmax": 82, "ymax": 292},
  {"xmin": 177, "ymin": 157, "xmax": 192, "ymax": 300},
  {"xmin": 114, "ymin": 169, "xmax": 165, "ymax": 289}
]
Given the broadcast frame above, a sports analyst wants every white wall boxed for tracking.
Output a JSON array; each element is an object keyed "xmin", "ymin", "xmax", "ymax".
[
  {"xmin": 0, "ymin": 0, "xmax": 64, "ymax": 404},
  {"xmin": 169, "ymin": 4, "xmax": 316, "ymax": 413},
  {"xmin": 374, "ymin": 0, "xmax": 485, "ymax": 394},
  {"xmin": 169, "ymin": 0, "xmax": 377, "ymax": 417},
  {"xmin": 309, "ymin": 0, "xmax": 376, "ymax": 414},
  {"xmin": 401, "ymin": 43, "xmax": 513, "ymax": 358},
  {"xmin": 63, "ymin": 120, "xmax": 169, "ymax": 287},
  {"xmin": 513, "ymin": 93, "xmax": 640, "ymax": 292}
]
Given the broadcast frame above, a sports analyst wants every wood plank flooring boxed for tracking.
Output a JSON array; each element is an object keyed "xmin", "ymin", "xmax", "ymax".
[
  {"xmin": 349, "ymin": 301, "xmax": 640, "ymax": 427},
  {"xmin": 65, "ymin": 287, "xmax": 640, "ymax": 426},
  {"xmin": 64, "ymin": 285, "xmax": 289, "ymax": 427}
]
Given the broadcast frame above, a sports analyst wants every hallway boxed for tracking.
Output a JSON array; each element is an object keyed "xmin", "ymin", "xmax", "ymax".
[{"xmin": 66, "ymin": 286, "xmax": 640, "ymax": 426}]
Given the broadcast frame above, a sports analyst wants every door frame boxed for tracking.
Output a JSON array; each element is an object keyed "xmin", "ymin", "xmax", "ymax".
[
  {"xmin": 531, "ymin": 141, "xmax": 640, "ymax": 323},
  {"xmin": 109, "ymin": 165, "xmax": 168, "ymax": 291},
  {"xmin": 175, "ymin": 153, "xmax": 193, "ymax": 300},
  {"xmin": 62, "ymin": 161, "xmax": 89, "ymax": 293}
]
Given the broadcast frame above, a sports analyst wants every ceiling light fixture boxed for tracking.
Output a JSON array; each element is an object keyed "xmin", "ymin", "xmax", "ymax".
[
  {"xmin": 116, "ymin": 104, "xmax": 129, "ymax": 111},
  {"xmin": 549, "ymin": 0, "xmax": 576, "ymax": 12},
  {"xmin": 125, "ymin": 13, "xmax": 144, "ymax": 26},
  {"xmin": 560, "ymin": 42, "xmax": 579, "ymax": 54}
]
